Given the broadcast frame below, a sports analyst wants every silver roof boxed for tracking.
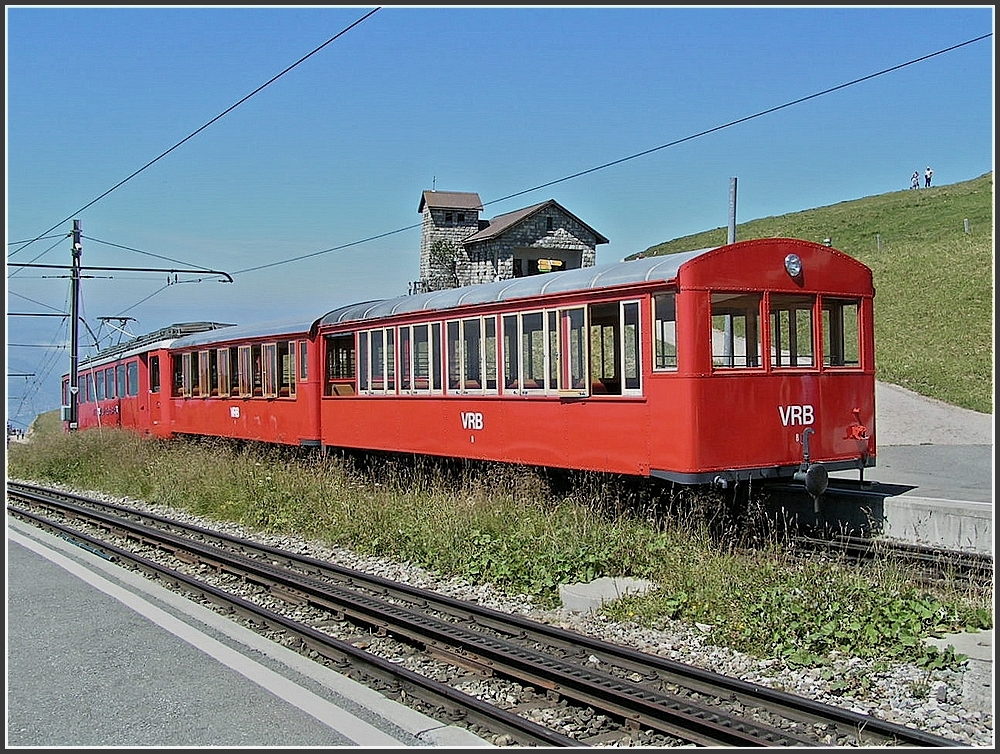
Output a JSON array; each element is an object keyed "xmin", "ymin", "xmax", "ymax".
[
  {"xmin": 169, "ymin": 317, "xmax": 312, "ymax": 350},
  {"xmin": 317, "ymin": 248, "xmax": 713, "ymax": 328}
]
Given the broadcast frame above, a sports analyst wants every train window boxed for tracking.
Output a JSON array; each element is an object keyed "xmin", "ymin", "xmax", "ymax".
[
  {"xmin": 279, "ymin": 341, "xmax": 296, "ymax": 397},
  {"xmin": 228, "ymin": 348, "xmax": 239, "ymax": 396},
  {"xmin": 261, "ymin": 343, "xmax": 277, "ymax": 398},
  {"xmin": 652, "ymin": 293, "xmax": 677, "ymax": 371},
  {"xmin": 431, "ymin": 322, "xmax": 442, "ymax": 393},
  {"xmin": 150, "ymin": 357, "xmax": 160, "ymax": 394},
  {"xmin": 520, "ymin": 311, "xmax": 547, "ymax": 392},
  {"xmin": 623, "ymin": 303, "xmax": 641, "ymax": 392},
  {"xmin": 180, "ymin": 353, "xmax": 193, "ymax": 397},
  {"xmin": 548, "ymin": 311, "xmax": 559, "ymax": 389},
  {"xmin": 186, "ymin": 353, "xmax": 198, "ymax": 397},
  {"xmin": 463, "ymin": 318, "xmax": 483, "ymax": 392},
  {"xmin": 358, "ymin": 331, "xmax": 370, "ymax": 392},
  {"xmin": 171, "ymin": 356, "xmax": 183, "ymax": 397},
  {"xmin": 208, "ymin": 350, "xmax": 219, "ymax": 397},
  {"xmin": 325, "ymin": 334, "xmax": 356, "ymax": 396},
  {"xmin": 443, "ymin": 317, "xmax": 498, "ymax": 394},
  {"xmin": 400, "ymin": 327, "xmax": 412, "ymax": 391},
  {"xmin": 412, "ymin": 324, "xmax": 434, "ymax": 392},
  {"xmin": 586, "ymin": 301, "xmax": 642, "ymax": 395},
  {"xmin": 558, "ymin": 307, "xmax": 588, "ymax": 394},
  {"xmin": 770, "ymin": 294, "xmax": 815, "ymax": 368},
  {"xmin": 446, "ymin": 320, "xmax": 461, "ymax": 392},
  {"xmin": 386, "ymin": 328, "xmax": 396, "ymax": 392},
  {"xmin": 250, "ymin": 344, "xmax": 264, "ymax": 397},
  {"xmin": 237, "ymin": 346, "xmax": 253, "ymax": 397},
  {"xmin": 502, "ymin": 314, "xmax": 520, "ymax": 392},
  {"xmin": 197, "ymin": 351, "xmax": 210, "ymax": 397},
  {"xmin": 127, "ymin": 362, "xmax": 139, "ymax": 396},
  {"xmin": 117, "ymin": 365, "xmax": 126, "ymax": 399},
  {"xmin": 711, "ymin": 293, "xmax": 762, "ymax": 369},
  {"xmin": 484, "ymin": 316, "xmax": 498, "ymax": 392},
  {"xmin": 370, "ymin": 329, "xmax": 386, "ymax": 393},
  {"xmin": 95, "ymin": 370, "xmax": 105, "ymax": 401},
  {"xmin": 589, "ymin": 303, "xmax": 620, "ymax": 394},
  {"xmin": 822, "ymin": 298, "xmax": 861, "ymax": 368},
  {"xmin": 216, "ymin": 349, "xmax": 229, "ymax": 397},
  {"xmin": 298, "ymin": 340, "xmax": 308, "ymax": 380}
]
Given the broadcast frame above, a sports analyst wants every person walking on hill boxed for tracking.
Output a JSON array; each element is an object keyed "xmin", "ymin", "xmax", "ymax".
[
  {"xmin": 911, "ymin": 171, "xmax": 920, "ymax": 189},
  {"xmin": 924, "ymin": 166, "xmax": 933, "ymax": 187}
]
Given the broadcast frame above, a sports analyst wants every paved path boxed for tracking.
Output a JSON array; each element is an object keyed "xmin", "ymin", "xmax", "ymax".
[{"xmin": 874, "ymin": 381, "xmax": 992, "ymax": 447}]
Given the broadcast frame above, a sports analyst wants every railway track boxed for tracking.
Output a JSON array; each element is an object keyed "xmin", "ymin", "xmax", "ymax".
[
  {"xmin": 790, "ymin": 533, "xmax": 994, "ymax": 586},
  {"xmin": 7, "ymin": 481, "xmax": 970, "ymax": 747}
]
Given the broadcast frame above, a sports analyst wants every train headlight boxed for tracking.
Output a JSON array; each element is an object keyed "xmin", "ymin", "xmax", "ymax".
[{"xmin": 784, "ymin": 253, "xmax": 802, "ymax": 278}]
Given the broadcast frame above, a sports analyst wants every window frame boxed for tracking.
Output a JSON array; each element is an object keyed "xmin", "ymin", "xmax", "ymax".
[{"xmin": 652, "ymin": 292, "xmax": 678, "ymax": 372}]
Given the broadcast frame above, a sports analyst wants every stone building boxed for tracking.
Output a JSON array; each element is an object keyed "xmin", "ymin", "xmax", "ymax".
[{"xmin": 417, "ymin": 190, "xmax": 608, "ymax": 292}]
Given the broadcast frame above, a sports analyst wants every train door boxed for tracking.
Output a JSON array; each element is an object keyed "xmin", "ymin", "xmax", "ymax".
[
  {"xmin": 120, "ymin": 357, "xmax": 149, "ymax": 432},
  {"xmin": 107, "ymin": 362, "xmax": 124, "ymax": 429},
  {"xmin": 146, "ymin": 352, "xmax": 169, "ymax": 436}
]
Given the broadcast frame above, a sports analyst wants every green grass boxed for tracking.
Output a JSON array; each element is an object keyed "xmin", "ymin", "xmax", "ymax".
[
  {"xmin": 638, "ymin": 172, "xmax": 994, "ymax": 413},
  {"xmin": 8, "ymin": 424, "xmax": 992, "ymax": 675}
]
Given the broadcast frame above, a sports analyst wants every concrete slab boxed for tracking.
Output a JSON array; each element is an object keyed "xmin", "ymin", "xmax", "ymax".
[
  {"xmin": 881, "ymin": 496, "xmax": 992, "ymax": 554},
  {"xmin": 924, "ymin": 629, "xmax": 993, "ymax": 715},
  {"xmin": 559, "ymin": 576, "xmax": 655, "ymax": 614},
  {"xmin": 925, "ymin": 629, "xmax": 992, "ymax": 662}
]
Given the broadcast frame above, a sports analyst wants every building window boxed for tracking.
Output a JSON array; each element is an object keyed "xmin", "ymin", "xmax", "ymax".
[
  {"xmin": 546, "ymin": 216, "xmax": 553, "ymax": 231},
  {"xmin": 457, "ymin": 212, "xmax": 465, "ymax": 223},
  {"xmin": 445, "ymin": 212, "xmax": 453, "ymax": 223}
]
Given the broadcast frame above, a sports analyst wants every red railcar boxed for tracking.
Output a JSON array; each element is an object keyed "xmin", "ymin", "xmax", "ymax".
[
  {"xmin": 310, "ymin": 238, "xmax": 875, "ymax": 495},
  {"xmin": 63, "ymin": 238, "xmax": 876, "ymax": 499}
]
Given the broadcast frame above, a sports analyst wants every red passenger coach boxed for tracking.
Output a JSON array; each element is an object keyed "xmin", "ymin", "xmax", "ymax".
[
  {"xmin": 312, "ymin": 238, "xmax": 876, "ymax": 498},
  {"xmin": 64, "ymin": 322, "xmax": 234, "ymax": 436},
  {"xmin": 163, "ymin": 318, "xmax": 321, "ymax": 446}
]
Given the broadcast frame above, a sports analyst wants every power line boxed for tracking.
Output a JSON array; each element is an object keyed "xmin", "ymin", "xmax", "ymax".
[
  {"xmin": 82, "ymin": 235, "xmax": 218, "ymax": 271},
  {"xmin": 7, "ymin": 7, "xmax": 382, "ymax": 262},
  {"xmin": 233, "ymin": 31, "xmax": 992, "ymax": 276}
]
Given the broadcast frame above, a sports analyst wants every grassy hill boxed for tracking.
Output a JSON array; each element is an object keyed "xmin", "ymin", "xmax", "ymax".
[{"xmin": 635, "ymin": 172, "xmax": 994, "ymax": 414}]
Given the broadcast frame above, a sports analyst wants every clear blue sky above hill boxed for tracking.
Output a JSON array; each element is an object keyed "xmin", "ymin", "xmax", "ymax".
[{"xmin": 5, "ymin": 5, "xmax": 994, "ymax": 427}]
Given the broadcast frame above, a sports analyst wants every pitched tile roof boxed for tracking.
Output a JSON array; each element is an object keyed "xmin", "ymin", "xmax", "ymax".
[
  {"xmin": 418, "ymin": 190, "xmax": 484, "ymax": 212},
  {"xmin": 462, "ymin": 199, "xmax": 609, "ymax": 246}
]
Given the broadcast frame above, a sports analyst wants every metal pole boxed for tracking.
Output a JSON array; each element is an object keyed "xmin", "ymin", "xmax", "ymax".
[
  {"xmin": 728, "ymin": 177, "xmax": 738, "ymax": 245},
  {"xmin": 69, "ymin": 220, "xmax": 82, "ymax": 430}
]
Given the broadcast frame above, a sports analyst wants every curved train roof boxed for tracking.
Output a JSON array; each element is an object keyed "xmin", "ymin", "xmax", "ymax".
[
  {"xmin": 316, "ymin": 247, "xmax": 714, "ymax": 328},
  {"xmin": 79, "ymin": 321, "xmax": 236, "ymax": 367},
  {"xmin": 169, "ymin": 316, "xmax": 314, "ymax": 349}
]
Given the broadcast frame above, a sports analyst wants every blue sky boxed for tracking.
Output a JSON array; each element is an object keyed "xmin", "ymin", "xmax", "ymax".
[{"xmin": 5, "ymin": 5, "xmax": 995, "ymax": 428}]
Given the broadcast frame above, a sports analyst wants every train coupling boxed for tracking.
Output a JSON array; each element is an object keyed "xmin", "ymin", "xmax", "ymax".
[{"xmin": 794, "ymin": 427, "xmax": 829, "ymax": 512}]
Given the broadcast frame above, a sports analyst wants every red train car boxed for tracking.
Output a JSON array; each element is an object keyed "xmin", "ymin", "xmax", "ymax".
[
  {"xmin": 63, "ymin": 322, "xmax": 234, "ymax": 436},
  {"xmin": 63, "ymin": 238, "xmax": 876, "ymax": 501},
  {"xmin": 163, "ymin": 318, "xmax": 321, "ymax": 446},
  {"xmin": 309, "ymin": 238, "xmax": 875, "ymax": 497}
]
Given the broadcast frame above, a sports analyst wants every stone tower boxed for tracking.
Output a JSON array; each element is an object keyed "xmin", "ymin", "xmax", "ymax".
[{"xmin": 418, "ymin": 190, "xmax": 483, "ymax": 292}]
